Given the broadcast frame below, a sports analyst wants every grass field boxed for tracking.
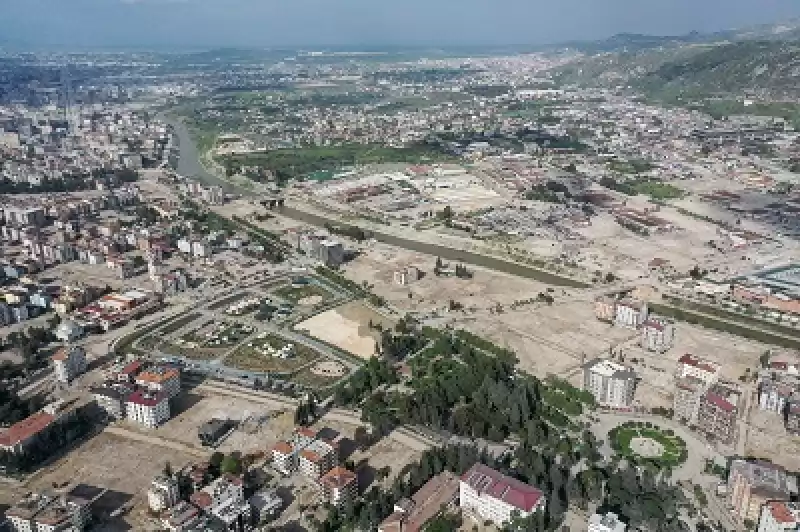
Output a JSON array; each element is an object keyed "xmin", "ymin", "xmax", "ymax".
[
  {"xmin": 274, "ymin": 283, "xmax": 332, "ymax": 304},
  {"xmin": 610, "ymin": 422, "xmax": 687, "ymax": 468},
  {"xmin": 290, "ymin": 362, "xmax": 349, "ymax": 389},
  {"xmin": 224, "ymin": 334, "xmax": 321, "ymax": 373}
]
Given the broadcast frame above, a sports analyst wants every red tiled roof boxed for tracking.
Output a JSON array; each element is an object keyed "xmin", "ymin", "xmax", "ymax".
[
  {"xmin": 120, "ymin": 360, "xmax": 142, "ymax": 375},
  {"xmin": 0, "ymin": 412, "xmax": 55, "ymax": 447},
  {"xmin": 51, "ymin": 348, "xmax": 68, "ymax": 361},
  {"xmin": 189, "ymin": 491, "xmax": 212, "ymax": 509},
  {"xmin": 768, "ymin": 501, "xmax": 799, "ymax": 524},
  {"xmin": 460, "ymin": 463, "xmax": 543, "ymax": 513},
  {"xmin": 678, "ymin": 353, "xmax": 718, "ymax": 374},
  {"xmin": 319, "ymin": 467, "xmax": 356, "ymax": 489},
  {"xmin": 126, "ymin": 389, "xmax": 167, "ymax": 407},
  {"xmin": 273, "ymin": 441, "xmax": 293, "ymax": 455},
  {"xmin": 704, "ymin": 391, "xmax": 735, "ymax": 413}
]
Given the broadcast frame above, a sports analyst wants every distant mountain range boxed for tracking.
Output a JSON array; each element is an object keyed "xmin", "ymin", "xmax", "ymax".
[{"xmin": 549, "ymin": 20, "xmax": 800, "ymax": 98}]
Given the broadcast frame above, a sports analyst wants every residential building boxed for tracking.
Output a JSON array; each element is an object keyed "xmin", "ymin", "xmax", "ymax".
[
  {"xmin": 758, "ymin": 501, "xmax": 800, "ymax": 532},
  {"xmin": 673, "ymin": 376, "xmax": 706, "ymax": 425},
  {"xmin": 91, "ymin": 384, "xmax": 132, "ymax": 419},
  {"xmin": 319, "ymin": 467, "xmax": 358, "ymax": 508},
  {"xmin": 248, "ymin": 489, "xmax": 282, "ymax": 523},
  {"xmin": 136, "ymin": 365, "xmax": 181, "ymax": 398},
  {"xmin": 787, "ymin": 399, "xmax": 800, "ymax": 435},
  {"xmin": 759, "ymin": 376, "xmax": 797, "ymax": 414},
  {"xmin": 730, "ymin": 460, "xmax": 798, "ymax": 522},
  {"xmin": 148, "ymin": 474, "xmax": 181, "ymax": 512},
  {"xmin": 126, "ymin": 390, "xmax": 171, "ymax": 428},
  {"xmin": 162, "ymin": 501, "xmax": 202, "ymax": 532},
  {"xmin": 52, "ymin": 345, "xmax": 88, "ymax": 384},
  {"xmin": 271, "ymin": 441, "xmax": 296, "ymax": 475},
  {"xmin": 6, "ymin": 487, "xmax": 96, "ymax": 532},
  {"xmin": 298, "ymin": 438, "xmax": 337, "ymax": 479},
  {"xmin": 459, "ymin": 463, "xmax": 546, "ymax": 526},
  {"xmin": 393, "ymin": 266, "xmax": 421, "ymax": 286},
  {"xmin": 271, "ymin": 427, "xmax": 322, "ymax": 475},
  {"xmin": 594, "ymin": 296, "xmax": 616, "ymax": 323},
  {"xmin": 640, "ymin": 316, "xmax": 675, "ymax": 353},
  {"xmin": 675, "ymin": 353, "xmax": 720, "ymax": 386},
  {"xmin": 378, "ymin": 471, "xmax": 460, "ymax": 532},
  {"xmin": 190, "ymin": 474, "xmax": 251, "ymax": 532},
  {"xmin": 583, "ymin": 359, "xmax": 636, "ymax": 408},
  {"xmin": 54, "ymin": 320, "xmax": 84, "ymax": 342},
  {"xmin": 697, "ymin": 384, "xmax": 740, "ymax": 444},
  {"xmin": 589, "ymin": 512, "xmax": 627, "ymax": 532},
  {"xmin": 613, "ymin": 299, "xmax": 647, "ymax": 329},
  {"xmin": 0, "ymin": 412, "xmax": 56, "ymax": 454}
]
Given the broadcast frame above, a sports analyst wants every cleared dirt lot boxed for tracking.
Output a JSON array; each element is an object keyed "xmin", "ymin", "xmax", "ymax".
[
  {"xmin": 295, "ymin": 301, "xmax": 393, "ymax": 359},
  {"xmin": 155, "ymin": 391, "xmax": 296, "ymax": 455},
  {"xmin": 342, "ymin": 243, "xmax": 559, "ymax": 315},
  {"xmin": 24, "ymin": 431, "xmax": 197, "ymax": 531}
]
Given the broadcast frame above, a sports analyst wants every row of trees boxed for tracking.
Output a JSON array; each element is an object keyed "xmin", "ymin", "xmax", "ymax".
[
  {"xmin": 0, "ymin": 412, "xmax": 93, "ymax": 474},
  {"xmin": 322, "ymin": 326, "xmax": 694, "ymax": 531}
]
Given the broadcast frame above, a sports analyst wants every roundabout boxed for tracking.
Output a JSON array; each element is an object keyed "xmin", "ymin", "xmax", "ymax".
[{"xmin": 609, "ymin": 421, "xmax": 688, "ymax": 468}]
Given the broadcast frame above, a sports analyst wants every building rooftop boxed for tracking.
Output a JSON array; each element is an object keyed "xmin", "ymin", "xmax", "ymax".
[
  {"xmin": 136, "ymin": 366, "xmax": 180, "ymax": 384},
  {"xmin": 731, "ymin": 460, "xmax": 798, "ymax": 498},
  {"xmin": 678, "ymin": 353, "xmax": 720, "ymax": 374},
  {"xmin": 0, "ymin": 412, "xmax": 55, "ymax": 448},
  {"xmin": 379, "ymin": 471, "xmax": 459, "ymax": 532},
  {"xmin": 585, "ymin": 358, "xmax": 635, "ymax": 380},
  {"xmin": 126, "ymin": 389, "xmax": 167, "ymax": 407},
  {"xmin": 460, "ymin": 463, "xmax": 544, "ymax": 513},
  {"xmin": 319, "ymin": 467, "xmax": 357, "ymax": 489}
]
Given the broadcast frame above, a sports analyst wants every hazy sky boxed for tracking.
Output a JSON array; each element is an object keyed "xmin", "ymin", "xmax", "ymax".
[{"xmin": 3, "ymin": 0, "xmax": 800, "ymax": 49}]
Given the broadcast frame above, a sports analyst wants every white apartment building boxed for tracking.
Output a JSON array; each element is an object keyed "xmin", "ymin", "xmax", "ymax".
[
  {"xmin": 271, "ymin": 427, "xmax": 319, "ymax": 475},
  {"xmin": 135, "ymin": 366, "xmax": 181, "ymax": 398},
  {"xmin": 614, "ymin": 299, "xmax": 647, "ymax": 329},
  {"xmin": 298, "ymin": 439, "xmax": 337, "ymax": 479},
  {"xmin": 51, "ymin": 345, "xmax": 87, "ymax": 384},
  {"xmin": 675, "ymin": 353, "xmax": 720, "ymax": 386},
  {"xmin": 126, "ymin": 390, "xmax": 170, "ymax": 428},
  {"xmin": 190, "ymin": 474, "xmax": 252, "ymax": 531},
  {"xmin": 759, "ymin": 501, "xmax": 800, "ymax": 532},
  {"xmin": 148, "ymin": 474, "xmax": 181, "ymax": 512},
  {"xmin": 459, "ymin": 463, "xmax": 546, "ymax": 527},
  {"xmin": 589, "ymin": 512, "xmax": 627, "ymax": 532},
  {"xmin": 640, "ymin": 316, "xmax": 675, "ymax": 353},
  {"xmin": 319, "ymin": 467, "xmax": 358, "ymax": 508},
  {"xmin": 583, "ymin": 359, "xmax": 637, "ymax": 408}
]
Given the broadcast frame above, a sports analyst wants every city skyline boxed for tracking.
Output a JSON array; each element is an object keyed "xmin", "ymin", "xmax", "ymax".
[{"xmin": 2, "ymin": 0, "xmax": 800, "ymax": 50}]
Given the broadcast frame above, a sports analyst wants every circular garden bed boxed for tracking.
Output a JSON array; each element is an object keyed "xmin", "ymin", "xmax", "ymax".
[{"xmin": 609, "ymin": 421, "xmax": 687, "ymax": 468}]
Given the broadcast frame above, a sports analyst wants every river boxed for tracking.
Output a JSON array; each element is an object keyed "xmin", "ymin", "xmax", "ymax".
[
  {"xmin": 163, "ymin": 112, "xmax": 588, "ymax": 287},
  {"xmin": 160, "ymin": 113, "xmax": 238, "ymax": 193}
]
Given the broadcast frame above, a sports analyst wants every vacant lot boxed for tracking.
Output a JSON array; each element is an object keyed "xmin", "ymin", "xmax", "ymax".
[
  {"xmin": 295, "ymin": 301, "xmax": 393, "ymax": 359},
  {"xmin": 26, "ymin": 431, "xmax": 197, "ymax": 531},
  {"xmin": 158, "ymin": 392, "xmax": 296, "ymax": 456}
]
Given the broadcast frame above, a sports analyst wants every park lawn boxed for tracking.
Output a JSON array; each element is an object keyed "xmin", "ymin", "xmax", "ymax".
[
  {"xmin": 274, "ymin": 283, "xmax": 332, "ymax": 304},
  {"xmin": 611, "ymin": 424, "xmax": 687, "ymax": 467},
  {"xmin": 629, "ymin": 180, "xmax": 685, "ymax": 200},
  {"xmin": 224, "ymin": 335, "xmax": 321, "ymax": 373}
]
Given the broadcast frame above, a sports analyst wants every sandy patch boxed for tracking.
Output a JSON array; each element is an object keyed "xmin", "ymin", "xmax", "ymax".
[
  {"xmin": 298, "ymin": 295, "xmax": 324, "ymax": 306},
  {"xmin": 295, "ymin": 301, "xmax": 392, "ymax": 359},
  {"xmin": 630, "ymin": 437, "xmax": 665, "ymax": 458}
]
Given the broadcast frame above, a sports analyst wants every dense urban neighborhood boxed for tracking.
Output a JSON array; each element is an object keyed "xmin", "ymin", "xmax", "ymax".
[{"xmin": 3, "ymin": 10, "xmax": 800, "ymax": 532}]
